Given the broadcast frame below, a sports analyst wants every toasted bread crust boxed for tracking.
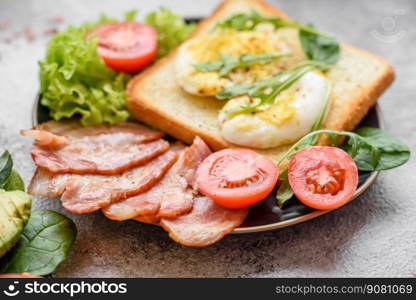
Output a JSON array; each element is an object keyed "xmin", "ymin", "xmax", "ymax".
[
  {"xmin": 324, "ymin": 44, "xmax": 394, "ymax": 132},
  {"xmin": 126, "ymin": 0, "xmax": 395, "ymax": 158}
]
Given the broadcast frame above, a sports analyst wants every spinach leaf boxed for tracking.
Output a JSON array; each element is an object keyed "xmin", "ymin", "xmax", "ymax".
[
  {"xmin": 0, "ymin": 151, "xmax": 13, "ymax": 188},
  {"xmin": 0, "ymin": 210, "xmax": 77, "ymax": 275},
  {"xmin": 299, "ymin": 29, "xmax": 340, "ymax": 65},
  {"xmin": 194, "ymin": 53, "xmax": 287, "ymax": 76},
  {"xmin": 217, "ymin": 10, "xmax": 340, "ymax": 67},
  {"xmin": 3, "ymin": 171, "xmax": 25, "ymax": 192},
  {"xmin": 276, "ymin": 170, "xmax": 294, "ymax": 207},
  {"xmin": 278, "ymin": 128, "xmax": 410, "ymax": 171},
  {"xmin": 342, "ymin": 127, "xmax": 410, "ymax": 171},
  {"xmin": 276, "ymin": 127, "xmax": 410, "ymax": 207}
]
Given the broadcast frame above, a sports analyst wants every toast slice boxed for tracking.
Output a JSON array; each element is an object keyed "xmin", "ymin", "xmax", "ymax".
[{"xmin": 127, "ymin": 0, "xmax": 394, "ymax": 162}]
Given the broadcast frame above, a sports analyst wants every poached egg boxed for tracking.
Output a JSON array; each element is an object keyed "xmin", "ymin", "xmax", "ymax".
[
  {"xmin": 218, "ymin": 71, "xmax": 329, "ymax": 149},
  {"xmin": 175, "ymin": 29, "xmax": 290, "ymax": 96}
]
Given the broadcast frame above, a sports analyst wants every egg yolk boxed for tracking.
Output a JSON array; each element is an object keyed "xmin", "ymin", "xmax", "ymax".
[
  {"xmin": 189, "ymin": 30, "xmax": 281, "ymax": 62},
  {"xmin": 257, "ymin": 91, "xmax": 296, "ymax": 127}
]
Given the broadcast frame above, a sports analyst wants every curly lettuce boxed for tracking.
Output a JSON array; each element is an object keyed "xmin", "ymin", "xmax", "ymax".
[
  {"xmin": 40, "ymin": 9, "xmax": 194, "ymax": 126},
  {"xmin": 145, "ymin": 7, "xmax": 195, "ymax": 59}
]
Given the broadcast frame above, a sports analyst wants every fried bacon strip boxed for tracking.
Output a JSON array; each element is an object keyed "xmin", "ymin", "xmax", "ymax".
[
  {"xmin": 160, "ymin": 196, "xmax": 249, "ymax": 247},
  {"xmin": 21, "ymin": 120, "xmax": 166, "ymax": 175},
  {"xmin": 28, "ymin": 150, "xmax": 178, "ymax": 214},
  {"xmin": 102, "ymin": 137, "xmax": 212, "ymax": 221}
]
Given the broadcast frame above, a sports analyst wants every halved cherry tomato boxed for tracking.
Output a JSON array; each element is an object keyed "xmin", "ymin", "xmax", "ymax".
[
  {"xmin": 89, "ymin": 22, "xmax": 158, "ymax": 73},
  {"xmin": 288, "ymin": 146, "xmax": 358, "ymax": 210},
  {"xmin": 0, "ymin": 273, "xmax": 42, "ymax": 278},
  {"xmin": 196, "ymin": 148, "xmax": 279, "ymax": 209}
]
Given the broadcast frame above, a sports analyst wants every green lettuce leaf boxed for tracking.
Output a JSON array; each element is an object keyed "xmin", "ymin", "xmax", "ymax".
[
  {"xmin": 39, "ymin": 14, "xmax": 131, "ymax": 126},
  {"xmin": 40, "ymin": 10, "xmax": 193, "ymax": 126}
]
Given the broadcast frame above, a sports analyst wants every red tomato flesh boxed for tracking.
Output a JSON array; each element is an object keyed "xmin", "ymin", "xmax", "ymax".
[
  {"xmin": 196, "ymin": 148, "xmax": 279, "ymax": 209},
  {"xmin": 288, "ymin": 146, "xmax": 358, "ymax": 210},
  {"xmin": 90, "ymin": 22, "xmax": 157, "ymax": 73},
  {"xmin": 0, "ymin": 273, "xmax": 42, "ymax": 278}
]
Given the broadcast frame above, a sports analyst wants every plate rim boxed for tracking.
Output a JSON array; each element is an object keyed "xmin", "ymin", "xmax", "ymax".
[{"xmin": 32, "ymin": 97, "xmax": 383, "ymax": 235}]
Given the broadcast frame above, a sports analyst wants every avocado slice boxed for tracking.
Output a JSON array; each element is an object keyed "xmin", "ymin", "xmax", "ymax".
[{"xmin": 0, "ymin": 189, "xmax": 32, "ymax": 258}]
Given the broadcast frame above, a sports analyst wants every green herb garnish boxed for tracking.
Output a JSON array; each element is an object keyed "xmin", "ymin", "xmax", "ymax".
[
  {"xmin": 217, "ymin": 10, "xmax": 340, "ymax": 65},
  {"xmin": 276, "ymin": 169, "xmax": 293, "ymax": 207},
  {"xmin": 275, "ymin": 79, "xmax": 332, "ymax": 205},
  {"xmin": 217, "ymin": 60, "xmax": 331, "ymax": 114},
  {"xmin": 194, "ymin": 53, "xmax": 289, "ymax": 76},
  {"xmin": 299, "ymin": 28, "xmax": 340, "ymax": 65}
]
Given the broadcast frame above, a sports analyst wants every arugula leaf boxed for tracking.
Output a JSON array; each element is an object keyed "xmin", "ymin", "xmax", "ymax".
[
  {"xmin": 0, "ymin": 151, "xmax": 13, "ymax": 188},
  {"xmin": 296, "ymin": 79, "xmax": 332, "ymax": 148},
  {"xmin": 275, "ymin": 80, "xmax": 332, "ymax": 207},
  {"xmin": 194, "ymin": 53, "xmax": 289, "ymax": 76},
  {"xmin": 194, "ymin": 61, "xmax": 223, "ymax": 73},
  {"xmin": 217, "ymin": 10, "xmax": 332, "ymax": 38},
  {"xmin": 218, "ymin": 60, "xmax": 330, "ymax": 115},
  {"xmin": 299, "ymin": 29, "xmax": 340, "ymax": 65},
  {"xmin": 0, "ymin": 210, "xmax": 77, "ymax": 275}
]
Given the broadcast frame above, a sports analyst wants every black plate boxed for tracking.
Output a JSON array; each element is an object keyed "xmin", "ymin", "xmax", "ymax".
[
  {"xmin": 32, "ymin": 16, "xmax": 381, "ymax": 233},
  {"xmin": 32, "ymin": 95, "xmax": 382, "ymax": 234}
]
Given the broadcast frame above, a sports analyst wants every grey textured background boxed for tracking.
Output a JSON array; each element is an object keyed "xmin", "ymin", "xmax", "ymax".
[{"xmin": 0, "ymin": 0, "xmax": 415, "ymax": 277}]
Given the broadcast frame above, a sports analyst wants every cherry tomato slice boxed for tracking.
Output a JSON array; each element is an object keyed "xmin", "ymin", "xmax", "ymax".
[
  {"xmin": 196, "ymin": 148, "xmax": 279, "ymax": 209},
  {"xmin": 288, "ymin": 146, "xmax": 358, "ymax": 210},
  {"xmin": 0, "ymin": 273, "xmax": 42, "ymax": 278},
  {"xmin": 90, "ymin": 22, "xmax": 157, "ymax": 73}
]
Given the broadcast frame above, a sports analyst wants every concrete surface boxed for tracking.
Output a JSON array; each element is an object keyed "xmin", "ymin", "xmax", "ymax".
[{"xmin": 0, "ymin": 0, "xmax": 415, "ymax": 277}]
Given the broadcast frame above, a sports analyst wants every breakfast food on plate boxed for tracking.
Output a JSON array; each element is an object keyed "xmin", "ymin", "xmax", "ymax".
[
  {"xmin": 175, "ymin": 30, "xmax": 290, "ymax": 96},
  {"xmin": 288, "ymin": 146, "xmax": 358, "ymax": 210},
  {"xmin": 28, "ymin": 150, "xmax": 178, "ymax": 214},
  {"xmin": 21, "ymin": 121, "xmax": 167, "ymax": 175},
  {"xmin": 24, "ymin": 128, "xmax": 248, "ymax": 246},
  {"xmin": 89, "ymin": 21, "xmax": 158, "ymax": 73},
  {"xmin": 126, "ymin": 0, "xmax": 394, "ymax": 161},
  {"xmin": 103, "ymin": 137, "xmax": 212, "ymax": 221},
  {"xmin": 218, "ymin": 70, "xmax": 329, "ymax": 148},
  {"xmin": 39, "ymin": 8, "xmax": 194, "ymax": 126},
  {"xmin": 22, "ymin": 0, "xmax": 411, "ymax": 248},
  {"xmin": 160, "ymin": 196, "xmax": 248, "ymax": 247},
  {"xmin": 196, "ymin": 148, "xmax": 279, "ymax": 208}
]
